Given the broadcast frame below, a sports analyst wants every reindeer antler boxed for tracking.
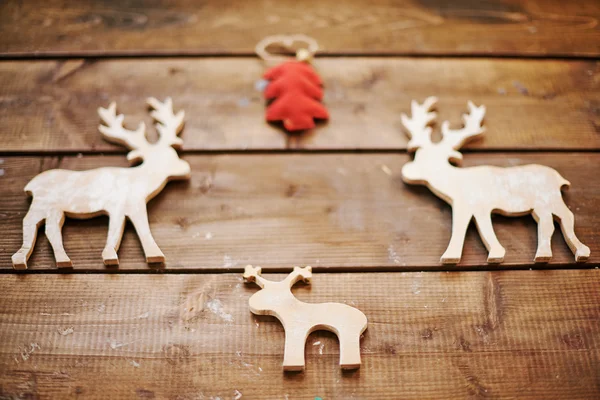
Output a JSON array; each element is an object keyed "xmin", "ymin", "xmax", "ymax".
[
  {"xmin": 401, "ymin": 96, "xmax": 437, "ymax": 152},
  {"xmin": 243, "ymin": 265, "xmax": 269, "ymax": 288},
  {"xmin": 98, "ymin": 102, "xmax": 149, "ymax": 162},
  {"xmin": 244, "ymin": 265, "xmax": 312, "ymax": 289},
  {"xmin": 441, "ymin": 101, "xmax": 486, "ymax": 150},
  {"xmin": 284, "ymin": 266, "xmax": 312, "ymax": 287},
  {"xmin": 147, "ymin": 97, "xmax": 185, "ymax": 149}
]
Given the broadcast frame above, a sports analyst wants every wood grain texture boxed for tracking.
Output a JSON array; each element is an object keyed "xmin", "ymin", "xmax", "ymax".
[
  {"xmin": 1, "ymin": 0, "xmax": 599, "ymax": 57},
  {"xmin": 0, "ymin": 270, "xmax": 598, "ymax": 399},
  {"xmin": 1, "ymin": 153, "xmax": 598, "ymax": 271},
  {"xmin": 0, "ymin": 58, "xmax": 598, "ymax": 152}
]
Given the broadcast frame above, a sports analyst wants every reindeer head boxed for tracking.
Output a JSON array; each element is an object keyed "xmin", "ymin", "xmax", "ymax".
[
  {"xmin": 243, "ymin": 265, "xmax": 312, "ymax": 313},
  {"xmin": 400, "ymin": 97, "xmax": 485, "ymax": 183},
  {"xmin": 98, "ymin": 97, "xmax": 191, "ymax": 180}
]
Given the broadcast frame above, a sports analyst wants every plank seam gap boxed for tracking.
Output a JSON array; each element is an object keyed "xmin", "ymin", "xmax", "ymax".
[
  {"xmin": 2, "ymin": 149, "xmax": 600, "ymax": 157},
  {"xmin": 0, "ymin": 53, "xmax": 599, "ymax": 62},
  {"xmin": 1, "ymin": 265, "xmax": 598, "ymax": 275}
]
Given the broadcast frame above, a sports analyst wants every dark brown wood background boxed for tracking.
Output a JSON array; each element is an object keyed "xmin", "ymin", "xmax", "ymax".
[{"xmin": 0, "ymin": 0, "xmax": 599, "ymax": 399}]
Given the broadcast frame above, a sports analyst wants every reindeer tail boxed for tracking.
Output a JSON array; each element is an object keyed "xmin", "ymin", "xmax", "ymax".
[
  {"xmin": 23, "ymin": 171, "xmax": 50, "ymax": 196},
  {"xmin": 558, "ymin": 174, "xmax": 571, "ymax": 191},
  {"xmin": 24, "ymin": 179, "xmax": 36, "ymax": 195}
]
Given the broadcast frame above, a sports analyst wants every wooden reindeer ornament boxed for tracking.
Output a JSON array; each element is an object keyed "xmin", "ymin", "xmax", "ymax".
[
  {"xmin": 11, "ymin": 98, "xmax": 191, "ymax": 269},
  {"xmin": 243, "ymin": 265, "xmax": 368, "ymax": 371},
  {"xmin": 400, "ymin": 97, "xmax": 590, "ymax": 264}
]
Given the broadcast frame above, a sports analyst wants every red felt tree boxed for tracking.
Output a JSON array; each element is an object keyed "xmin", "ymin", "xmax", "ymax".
[{"xmin": 263, "ymin": 61, "xmax": 329, "ymax": 132}]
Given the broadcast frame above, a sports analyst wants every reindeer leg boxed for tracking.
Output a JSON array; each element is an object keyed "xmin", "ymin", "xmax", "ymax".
[
  {"xmin": 441, "ymin": 207, "xmax": 472, "ymax": 264},
  {"xmin": 12, "ymin": 204, "xmax": 45, "ymax": 269},
  {"xmin": 553, "ymin": 203, "xmax": 590, "ymax": 262},
  {"xmin": 45, "ymin": 209, "xmax": 72, "ymax": 268},
  {"xmin": 128, "ymin": 206, "xmax": 165, "ymax": 264},
  {"xmin": 283, "ymin": 328, "xmax": 306, "ymax": 371},
  {"xmin": 339, "ymin": 332, "xmax": 362, "ymax": 370},
  {"xmin": 473, "ymin": 211, "xmax": 505, "ymax": 263},
  {"xmin": 102, "ymin": 214, "xmax": 126, "ymax": 266},
  {"xmin": 532, "ymin": 210, "xmax": 554, "ymax": 263}
]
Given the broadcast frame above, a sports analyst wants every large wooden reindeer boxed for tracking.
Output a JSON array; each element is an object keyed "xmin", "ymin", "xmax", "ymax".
[
  {"xmin": 243, "ymin": 265, "xmax": 368, "ymax": 371},
  {"xmin": 401, "ymin": 97, "xmax": 590, "ymax": 264},
  {"xmin": 12, "ymin": 98, "xmax": 191, "ymax": 269}
]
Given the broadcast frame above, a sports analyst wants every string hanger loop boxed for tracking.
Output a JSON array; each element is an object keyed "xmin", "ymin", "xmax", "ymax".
[{"xmin": 255, "ymin": 34, "xmax": 319, "ymax": 63}]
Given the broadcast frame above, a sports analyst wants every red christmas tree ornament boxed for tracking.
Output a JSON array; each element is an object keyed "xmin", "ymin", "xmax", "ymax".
[{"xmin": 256, "ymin": 35, "xmax": 329, "ymax": 132}]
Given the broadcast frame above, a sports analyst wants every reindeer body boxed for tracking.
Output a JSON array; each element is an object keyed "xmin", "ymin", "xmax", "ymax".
[
  {"xmin": 401, "ymin": 98, "xmax": 590, "ymax": 264},
  {"xmin": 25, "ymin": 156, "xmax": 186, "ymax": 217},
  {"xmin": 11, "ymin": 98, "xmax": 190, "ymax": 269},
  {"xmin": 244, "ymin": 266, "xmax": 368, "ymax": 371},
  {"xmin": 411, "ymin": 163, "xmax": 570, "ymax": 212},
  {"xmin": 249, "ymin": 290, "xmax": 367, "ymax": 339}
]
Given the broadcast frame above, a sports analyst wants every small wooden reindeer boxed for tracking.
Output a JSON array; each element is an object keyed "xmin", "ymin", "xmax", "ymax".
[
  {"xmin": 243, "ymin": 265, "xmax": 368, "ymax": 371},
  {"xmin": 401, "ymin": 97, "xmax": 590, "ymax": 264},
  {"xmin": 12, "ymin": 98, "xmax": 191, "ymax": 269}
]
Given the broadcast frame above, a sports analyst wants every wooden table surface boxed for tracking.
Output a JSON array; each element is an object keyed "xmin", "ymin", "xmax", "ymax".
[{"xmin": 0, "ymin": 1, "xmax": 598, "ymax": 398}]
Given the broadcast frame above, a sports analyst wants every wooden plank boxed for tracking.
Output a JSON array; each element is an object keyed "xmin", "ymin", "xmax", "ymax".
[
  {"xmin": 0, "ymin": 270, "xmax": 598, "ymax": 398},
  {"xmin": 1, "ymin": 0, "xmax": 599, "ymax": 57},
  {"xmin": 1, "ymin": 153, "xmax": 598, "ymax": 271},
  {"xmin": 0, "ymin": 58, "xmax": 598, "ymax": 152}
]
